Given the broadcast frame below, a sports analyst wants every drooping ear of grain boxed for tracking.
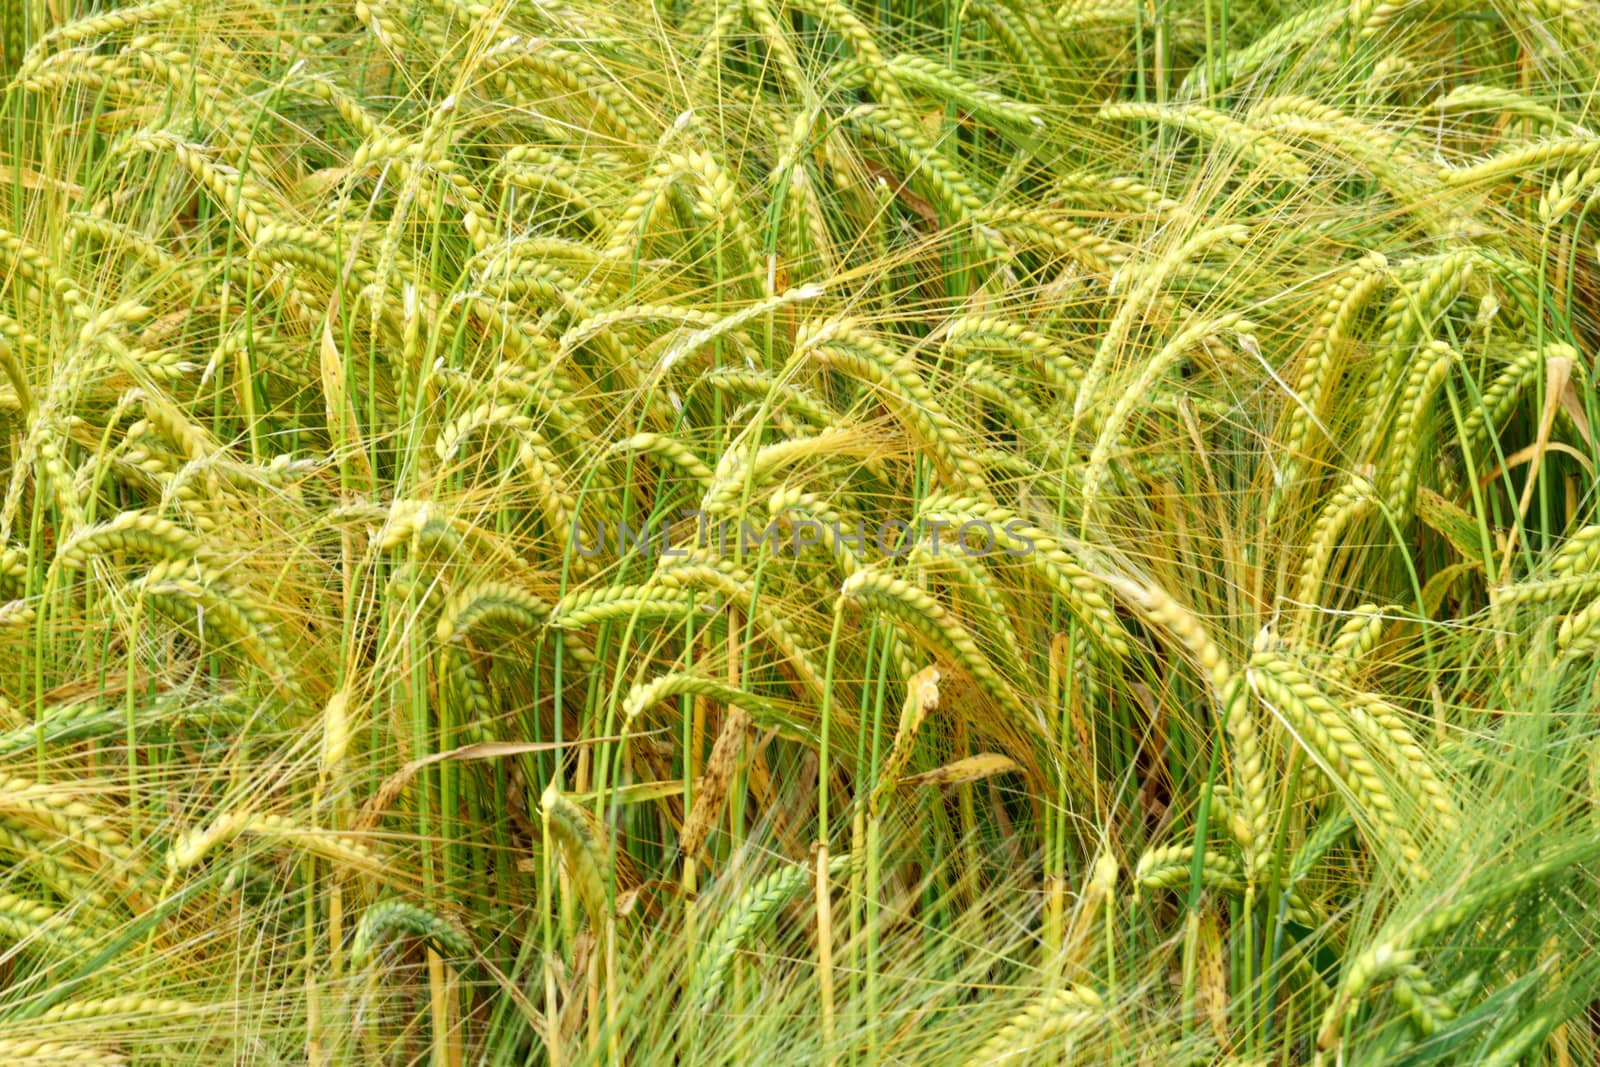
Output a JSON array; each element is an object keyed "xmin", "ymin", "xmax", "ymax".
[{"xmin": 5, "ymin": 0, "xmax": 1600, "ymax": 1058}]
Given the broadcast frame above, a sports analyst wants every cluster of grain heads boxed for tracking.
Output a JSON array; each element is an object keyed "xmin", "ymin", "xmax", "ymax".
[
  {"xmin": 3, "ymin": 0, "xmax": 1600, "ymax": 1059},
  {"xmin": 1316, "ymin": 838, "xmax": 1600, "ymax": 1061}
]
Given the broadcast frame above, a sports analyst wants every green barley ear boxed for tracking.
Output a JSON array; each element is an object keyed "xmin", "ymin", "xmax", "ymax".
[
  {"xmin": 1292, "ymin": 473, "xmax": 1378, "ymax": 637},
  {"xmin": 1327, "ymin": 604, "xmax": 1404, "ymax": 676},
  {"xmin": 907, "ymin": 538, "xmax": 1027, "ymax": 679},
  {"xmin": 30, "ymin": 419, "xmax": 86, "ymax": 536},
  {"xmin": 652, "ymin": 556, "xmax": 828, "ymax": 698},
  {"xmin": 977, "ymin": 204, "xmax": 1124, "ymax": 273},
  {"xmin": 941, "ymin": 314, "xmax": 1084, "ymax": 402},
  {"xmin": 166, "ymin": 810, "xmax": 385, "ymax": 890},
  {"xmin": 16, "ymin": 0, "xmax": 185, "ymax": 78},
  {"xmin": 549, "ymin": 583, "xmax": 701, "ymax": 632},
  {"xmin": 0, "ymin": 891, "xmax": 95, "ymax": 961},
  {"xmin": 966, "ymin": 984, "xmax": 1104, "ymax": 1064},
  {"xmin": 54, "ymin": 510, "xmax": 215, "ymax": 572},
  {"xmin": 436, "ymin": 580, "xmax": 572, "ymax": 739},
  {"xmin": 119, "ymin": 130, "xmax": 275, "ymax": 241},
  {"xmin": 798, "ymin": 316, "xmax": 986, "ymax": 493},
  {"xmin": 1292, "ymin": 810, "xmax": 1355, "ymax": 881},
  {"xmin": 1457, "ymin": 344, "xmax": 1579, "ymax": 453},
  {"xmin": 1440, "ymin": 137, "xmax": 1600, "ymax": 190},
  {"xmin": 1548, "ymin": 524, "xmax": 1600, "ymax": 575},
  {"xmin": 1556, "ymin": 595, "xmax": 1600, "ymax": 656},
  {"xmin": 841, "ymin": 568, "xmax": 1034, "ymax": 730},
  {"xmin": 692, "ymin": 851, "xmax": 856, "ymax": 1013},
  {"xmin": 877, "ymin": 55, "xmax": 1044, "ymax": 133},
  {"xmin": 1183, "ymin": 0, "xmax": 1342, "ymax": 91},
  {"xmin": 654, "ymin": 285, "xmax": 826, "ymax": 373},
  {"xmin": 31, "ymin": 995, "xmax": 208, "ymax": 1030},
  {"xmin": 436, "ymin": 581, "xmax": 554, "ymax": 646},
  {"xmin": 1076, "ymin": 222, "xmax": 1249, "ymax": 421},
  {"xmin": 789, "ymin": 0, "xmax": 906, "ymax": 110},
  {"xmin": 916, "ymin": 495, "xmax": 1126, "ymax": 654},
  {"xmin": 131, "ymin": 560, "xmax": 294, "ymax": 691},
  {"xmin": 842, "ymin": 107, "xmax": 1009, "ymax": 265},
  {"xmin": 1432, "ymin": 84, "xmax": 1576, "ymax": 136},
  {"xmin": 0, "ymin": 1038, "xmax": 128, "ymax": 1065},
  {"xmin": 1097, "ymin": 103, "xmax": 1309, "ymax": 181},
  {"xmin": 1269, "ymin": 251, "xmax": 1389, "ymax": 524},
  {"xmin": 1083, "ymin": 312, "xmax": 1250, "ymax": 511},
  {"xmin": 1246, "ymin": 650, "xmax": 1427, "ymax": 876},
  {"xmin": 1135, "ymin": 843, "xmax": 1319, "ymax": 925},
  {"xmin": 698, "ymin": 368, "xmax": 840, "ymax": 430},
  {"xmin": 436, "ymin": 404, "xmax": 582, "ymax": 559},
  {"xmin": 622, "ymin": 672, "xmax": 804, "ymax": 743},
  {"xmin": 765, "ymin": 487, "xmax": 866, "ymax": 580},
  {"xmin": 0, "ymin": 545, "xmax": 28, "ymax": 598},
  {"xmin": 351, "ymin": 899, "xmax": 473, "ymax": 968},
  {"xmin": 1317, "ymin": 837, "xmax": 1600, "ymax": 1054},
  {"xmin": 0, "ymin": 776, "xmax": 132, "ymax": 893},
  {"xmin": 1340, "ymin": 688, "xmax": 1459, "ymax": 833},
  {"xmin": 0, "ymin": 815, "xmax": 113, "ymax": 911},
  {"xmin": 0, "ymin": 598, "xmax": 34, "ymax": 629},
  {"xmin": 1096, "ymin": 573, "xmax": 1269, "ymax": 867},
  {"xmin": 541, "ymin": 784, "xmax": 613, "ymax": 930},
  {"xmin": 958, "ymin": 358, "xmax": 1058, "ymax": 457},
  {"xmin": 1377, "ymin": 340, "xmax": 1459, "ymax": 516}
]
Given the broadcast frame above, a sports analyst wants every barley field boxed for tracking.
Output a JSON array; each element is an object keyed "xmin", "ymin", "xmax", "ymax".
[{"xmin": 2, "ymin": 0, "xmax": 1599, "ymax": 1062}]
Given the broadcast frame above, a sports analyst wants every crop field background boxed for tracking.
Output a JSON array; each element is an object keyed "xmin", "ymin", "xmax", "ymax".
[{"xmin": 2, "ymin": 0, "xmax": 1600, "ymax": 1062}]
